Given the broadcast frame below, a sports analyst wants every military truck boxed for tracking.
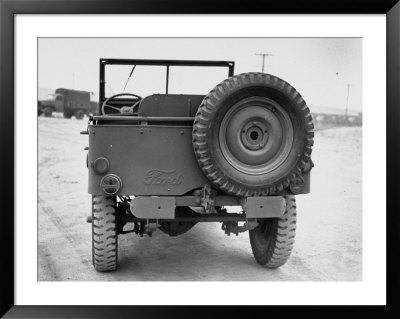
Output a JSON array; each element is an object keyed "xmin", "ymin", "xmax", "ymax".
[
  {"xmin": 38, "ymin": 88, "xmax": 98, "ymax": 119},
  {"xmin": 84, "ymin": 59, "xmax": 314, "ymax": 272}
]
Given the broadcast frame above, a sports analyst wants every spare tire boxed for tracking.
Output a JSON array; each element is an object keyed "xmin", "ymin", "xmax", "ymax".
[{"xmin": 192, "ymin": 72, "xmax": 314, "ymax": 197}]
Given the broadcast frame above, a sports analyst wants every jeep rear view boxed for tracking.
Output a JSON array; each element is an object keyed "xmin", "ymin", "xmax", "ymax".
[{"xmin": 83, "ymin": 59, "xmax": 314, "ymax": 271}]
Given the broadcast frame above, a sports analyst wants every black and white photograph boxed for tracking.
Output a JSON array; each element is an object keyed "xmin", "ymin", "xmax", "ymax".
[{"xmin": 37, "ymin": 37, "xmax": 363, "ymax": 282}]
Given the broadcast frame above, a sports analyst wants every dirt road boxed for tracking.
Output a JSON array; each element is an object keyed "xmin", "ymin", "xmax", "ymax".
[{"xmin": 38, "ymin": 116, "xmax": 362, "ymax": 281}]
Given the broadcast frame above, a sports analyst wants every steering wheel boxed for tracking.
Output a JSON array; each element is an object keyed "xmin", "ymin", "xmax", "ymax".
[{"xmin": 101, "ymin": 93, "xmax": 142, "ymax": 115}]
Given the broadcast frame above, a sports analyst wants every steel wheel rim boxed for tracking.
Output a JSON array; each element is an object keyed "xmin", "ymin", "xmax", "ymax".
[{"xmin": 219, "ymin": 96, "xmax": 294, "ymax": 175}]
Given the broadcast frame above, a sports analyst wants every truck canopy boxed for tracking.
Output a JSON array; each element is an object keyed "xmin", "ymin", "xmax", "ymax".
[{"xmin": 55, "ymin": 88, "xmax": 91, "ymax": 101}]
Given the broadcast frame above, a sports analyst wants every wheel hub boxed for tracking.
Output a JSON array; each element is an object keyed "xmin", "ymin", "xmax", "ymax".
[
  {"xmin": 219, "ymin": 96, "xmax": 294, "ymax": 175},
  {"xmin": 241, "ymin": 121, "xmax": 269, "ymax": 150}
]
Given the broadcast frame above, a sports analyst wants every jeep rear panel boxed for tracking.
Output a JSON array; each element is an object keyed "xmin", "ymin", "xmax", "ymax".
[{"xmin": 88, "ymin": 124, "xmax": 208, "ymax": 196}]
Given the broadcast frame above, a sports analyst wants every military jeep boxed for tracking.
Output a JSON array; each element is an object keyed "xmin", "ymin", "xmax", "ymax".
[{"xmin": 84, "ymin": 59, "xmax": 314, "ymax": 272}]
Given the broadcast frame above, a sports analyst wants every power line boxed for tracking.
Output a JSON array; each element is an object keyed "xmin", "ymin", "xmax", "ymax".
[{"xmin": 255, "ymin": 53, "xmax": 273, "ymax": 72}]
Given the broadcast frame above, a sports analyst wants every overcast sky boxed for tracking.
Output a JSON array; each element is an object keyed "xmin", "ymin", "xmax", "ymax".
[{"xmin": 38, "ymin": 38, "xmax": 362, "ymax": 112}]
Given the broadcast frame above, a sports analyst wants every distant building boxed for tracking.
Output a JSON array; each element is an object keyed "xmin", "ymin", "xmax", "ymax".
[{"xmin": 308, "ymin": 104, "xmax": 361, "ymax": 116}]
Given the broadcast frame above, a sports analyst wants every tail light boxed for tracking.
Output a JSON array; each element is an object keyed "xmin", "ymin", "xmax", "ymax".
[{"xmin": 100, "ymin": 174, "xmax": 122, "ymax": 195}]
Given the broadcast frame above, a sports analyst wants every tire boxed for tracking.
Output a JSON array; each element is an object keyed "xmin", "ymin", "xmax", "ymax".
[
  {"xmin": 193, "ymin": 72, "xmax": 314, "ymax": 196},
  {"xmin": 249, "ymin": 195, "xmax": 296, "ymax": 268},
  {"xmin": 92, "ymin": 195, "xmax": 118, "ymax": 271},
  {"xmin": 64, "ymin": 110, "xmax": 72, "ymax": 118},
  {"xmin": 75, "ymin": 110, "xmax": 85, "ymax": 120},
  {"xmin": 43, "ymin": 107, "xmax": 53, "ymax": 117}
]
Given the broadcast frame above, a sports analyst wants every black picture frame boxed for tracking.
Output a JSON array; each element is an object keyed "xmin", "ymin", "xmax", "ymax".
[{"xmin": 1, "ymin": 0, "xmax": 399, "ymax": 318}]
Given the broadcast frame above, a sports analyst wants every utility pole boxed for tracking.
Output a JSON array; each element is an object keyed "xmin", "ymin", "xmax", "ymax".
[
  {"xmin": 72, "ymin": 73, "xmax": 75, "ymax": 90},
  {"xmin": 345, "ymin": 83, "xmax": 350, "ymax": 118},
  {"xmin": 255, "ymin": 53, "xmax": 273, "ymax": 72}
]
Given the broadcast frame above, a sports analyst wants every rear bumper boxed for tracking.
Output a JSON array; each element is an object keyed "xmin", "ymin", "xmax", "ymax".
[{"xmin": 130, "ymin": 195, "xmax": 285, "ymax": 219}]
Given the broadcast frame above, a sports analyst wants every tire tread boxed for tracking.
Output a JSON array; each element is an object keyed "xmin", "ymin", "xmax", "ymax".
[
  {"xmin": 249, "ymin": 195, "xmax": 297, "ymax": 268},
  {"xmin": 92, "ymin": 195, "xmax": 118, "ymax": 272},
  {"xmin": 193, "ymin": 72, "xmax": 314, "ymax": 196}
]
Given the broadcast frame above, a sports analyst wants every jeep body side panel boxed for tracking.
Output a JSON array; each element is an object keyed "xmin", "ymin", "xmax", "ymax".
[{"xmin": 88, "ymin": 124, "xmax": 209, "ymax": 196}]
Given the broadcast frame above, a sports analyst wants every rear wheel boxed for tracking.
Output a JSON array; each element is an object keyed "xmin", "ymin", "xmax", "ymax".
[
  {"xmin": 43, "ymin": 107, "xmax": 53, "ymax": 117},
  {"xmin": 92, "ymin": 195, "xmax": 118, "ymax": 271},
  {"xmin": 75, "ymin": 109, "xmax": 85, "ymax": 120},
  {"xmin": 64, "ymin": 110, "xmax": 72, "ymax": 118},
  {"xmin": 249, "ymin": 195, "xmax": 296, "ymax": 268}
]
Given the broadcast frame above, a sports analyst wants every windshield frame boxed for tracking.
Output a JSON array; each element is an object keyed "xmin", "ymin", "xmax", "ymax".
[{"xmin": 99, "ymin": 58, "xmax": 235, "ymax": 111}]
